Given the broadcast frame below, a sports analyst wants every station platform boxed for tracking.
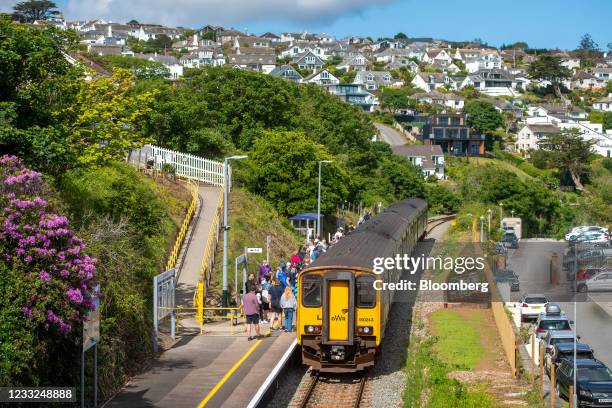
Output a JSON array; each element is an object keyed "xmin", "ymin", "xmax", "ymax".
[{"xmin": 104, "ymin": 320, "xmax": 297, "ymax": 408}]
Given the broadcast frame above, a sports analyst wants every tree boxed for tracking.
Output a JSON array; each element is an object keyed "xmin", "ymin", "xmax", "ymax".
[
  {"xmin": 538, "ymin": 128, "xmax": 595, "ymax": 191},
  {"xmin": 501, "ymin": 112, "xmax": 516, "ymax": 137},
  {"xmin": 578, "ymin": 33, "xmax": 599, "ymax": 52},
  {"xmin": 463, "ymin": 100, "xmax": 503, "ymax": 135},
  {"xmin": 379, "ymin": 88, "xmax": 409, "ymax": 113},
  {"xmin": 608, "ymin": 42, "xmax": 612, "ymax": 53},
  {"xmin": 126, "ymin": 19, "xmax": 139, "ymax": 24},
  {"xmin": 394, "ymin": 32, "xmax": 408, "ymax": 40},
  {"xmin": 12, "ymin": 0, "xmax": 59, "ymax": 22},
  {"xmin": 527, "ymin": 55, "xmax": 571, "ymax": 100}
]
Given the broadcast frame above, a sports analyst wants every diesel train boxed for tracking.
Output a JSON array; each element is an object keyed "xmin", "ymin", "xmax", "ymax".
[{"xmin": 296, "ymin": 198, "xmax": 428, "ymax": 372}]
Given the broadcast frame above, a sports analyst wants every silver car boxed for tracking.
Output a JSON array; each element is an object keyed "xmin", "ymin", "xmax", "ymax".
[{"xmin": 583, "ymin": 271, "xmax": 612, "ymax": 292}]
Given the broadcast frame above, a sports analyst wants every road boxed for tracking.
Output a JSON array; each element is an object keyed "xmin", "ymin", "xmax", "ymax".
[
  {"xmin": 374, "ymin": 123, "xmax": 411, "ymax": 146},
  {"xmin": 505, "ymin": 240, "xmax": 612, "ymax": 368}
]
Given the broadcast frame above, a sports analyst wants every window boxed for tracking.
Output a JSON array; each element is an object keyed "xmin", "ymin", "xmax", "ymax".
[
  {"xmin": 434, "ymin": 128, "xmax": 444, "ymax": 138},
  {"xmin": 356, "ymin": 275, "xmax": 376, "ymax": 307},
  {"xmin": 321, "ymin": 71, "xmax": 329, "ymax": 79},
  {"xmin": 451, "ymin": 116, "xmax": 461, "ymax": 125},
  {"xmin": 460, "ymin": 128, "xmax": 468, "ymax": 138},
  {"xmin": 301, "ymin": 275, "xmax": 322, "ymax": 307},
  {"xmin": 367, "ymin": 74, "xmax": 374, "ymax": 81},
  {"xmin": 293, "ymin": 47, "xmax": 299, "ymax": 53},
  {"xmin": 384, "ymin": 75, "xmax": 391, "ymax": 82}
]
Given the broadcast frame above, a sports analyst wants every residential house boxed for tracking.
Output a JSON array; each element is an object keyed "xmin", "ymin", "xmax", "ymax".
[
  {"xmin": 280, "ymin": 41, "xmax": 328, "ymax": 60},
  {"xmin": 422, "ymin": 48, "xmax": 453, "ymax": 64},
  {"xmin": 403, "ymin": 113, "xmax": 485, "ymax": 155},
  {"xmin": 374, "ymin": 48, "xmax": 409, "ymax": 63},
  {"xmin": 353, "ymin": 71, "xmax": 394, "ymax": 91},
  {"xmin": 593, "ymin": 95, "xmax": 612, "ymax": 112},
  {"xmin": 527, "ymin": 104, "xmax": 588, "ymax": 122},
  {"xmin": 413, "ymin": 91, "xmax": 465, "ymax": 110},
  {"xmin": 593, "ymin": 67, "xmax": 612, "ymax": 85},
  {"xmin": 561, "ymin": 57, "xmax": 581, "ymax": 70},
  {"xmin": 385, "ymin": 58, "xmax": 419, "ymax": 73},
  {"xmin": 303, "ymin": 69, "xmax": 339, "ymax": 85},
  {"xmin": 197, "ymin": 25, "xmax": 225, "ymax": 40},
  {"xmin": 392, "ymin": 145, "xmax": 445, "ymax": 179},
  {"xmin": 260, "ymin": 32, "xmax": 281, "ymax": 43},
  {"xmin": 462, "ymin": 69, "xmax": 517, "ymax": 96},
  {"xmin": 463, "ymin": 50, "xmax": 502, "ymax": 73},
  {"xmin": 269, "ymin": 65, "xmax": 303, "ymax": 83},
  {"xmin": 227, "ymin": 53, "xmax": 276, "ymax": 73},
  {"xmin": 232, "ymin": 36, "xmax": 272, "ymax": 50},
  {"xmin": 516, "ymin": 124, "xmax": 561, "ymax": 150},
  {"xmin": 411, "ymin": 72, "xmax": 451, "ymax": 92},
  {"xmin": 292, "ymin": 51, "xmax": 324, "ymax": 72},
  {"xmin": 218, "ymin": 29, "xmax": 244, "ymax": 45},
  {"xmin": 86, "ymin": 44, "xmax": 124, "ymax": 56},
  {"xmin": 571, "ymin": 71, "xmax": 599, "ymax": 89},
  {"xmin": 179, "ymin": 46, "xmax": 225, "ymax": 68},
  {"xmin": 323, "ymin": 84, "xmax": 378, "ymax": 112},
  {"xmin": 430, "ymin": 60, "xmax": 461, "ymax": 74},
  {"xmin": 336, "ymin": 53, "xmax": 369, "ymax": 71},
  {"xmin": 135, "ymin": 53, "xmax": 183, "ymax": 79}
]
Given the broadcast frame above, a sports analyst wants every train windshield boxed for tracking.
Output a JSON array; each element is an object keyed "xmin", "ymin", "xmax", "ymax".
[
  {"xmin": 302, "ymin": 275, "xmax": 322, "ymax": 307},
  {"xmin": 356, "ymin": 275, "xmax": 376, "ymax": 308}
]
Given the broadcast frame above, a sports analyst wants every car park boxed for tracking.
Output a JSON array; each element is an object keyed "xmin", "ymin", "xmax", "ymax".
[
  {"xmin": 545, "ymin": 342, "xmax": 594, "ymax": 377},
  {"xmin": 495, "ymin": 269, "xmax": 520, "ymax": 292},
  {"xmin": 555, "ymin": 358, "xmax": 612, "ymax": 406},
  {"xmin": 581, "ymin": 271, "xmax": 612, "ymax": 293},
  {"xmin": 566, "ymin": 226, "xmax": 610, "ymax": 241},
  {"xmin": 570, "ymin": 232, "xmax": 610, "ymax": 247},
  {"xmin": 519, "ymin": 294, "xmax": 548, "ymax": 323}
]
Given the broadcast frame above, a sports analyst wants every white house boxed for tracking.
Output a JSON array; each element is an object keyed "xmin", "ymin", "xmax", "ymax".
[
  {"xmin": 353, "ymin": 71, "xmax": 395, "ymax": 91},
  {"xmin": 336, "ymin": 53, "xmax": 369, "ymax": 71},
  {"xmin": 422, "ymin": 48, "xmax": 453, "ymax": 64},
  {"xmin": 593, "ymin": 95, "xmax": 612, "ymax": 112},
  {"xmin": 292, "ymin": 51, "xmax": 324, "ymax": 72},
  {"xmin": 303, "ymin": 69, "xmax": 339, "ymax": 85},
  {"xmin": 516, "ymin": 124, "xmax": 561, "ymax": 150},
  {"xmin": 392, "ymin": 145, "xmax": 445, "ymax": 179},
  {"xmin": 593, "ymin": 67, "xmax": 612, "ymax": 85},
  {"xmin": 464, "ymin": 51, "xmax": 502, "ymax": 73},
  {"xmin": 461, "ymin": 69, "xmax": 517, "ymax": 96},
  {"xmin": 413, "ymin": 91, "xmax": 465, "ymax": 110},
  {"xmin": 179, "ymin": 46, "xmax": 225, "ymax": 68},
  {"xmin": 571, "ymin": 71, "xmax": 599, "ymax": 89},
  {"xmin": 412, "ymin": 72, "xmax": 451, "ymax": 92}
]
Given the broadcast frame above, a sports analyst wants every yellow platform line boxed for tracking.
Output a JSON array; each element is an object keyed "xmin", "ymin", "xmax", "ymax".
[{"xmin": 196, "ymin": 339, "xmax": 263, "ymax": 408}]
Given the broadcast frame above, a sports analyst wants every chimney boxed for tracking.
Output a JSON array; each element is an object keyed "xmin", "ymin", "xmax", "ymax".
[
  {"xmin": 107, "ymin": 24, "xmax": 112, "ymax": 38},
  {"xmin": 193, "ymin": 32, "xmax": 198, "ymax": 45}
]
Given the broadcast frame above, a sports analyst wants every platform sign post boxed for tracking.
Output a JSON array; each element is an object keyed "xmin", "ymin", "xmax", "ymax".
[
  {"xmin": 266, "ymin": 235, "xmax": 271, "ymax": 265},
  {"xmin": 153, "ymin": 269, "xmax": 176, "ymax": 353}
]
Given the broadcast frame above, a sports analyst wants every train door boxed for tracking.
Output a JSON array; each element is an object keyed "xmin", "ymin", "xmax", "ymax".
[{"xmin": 322, "ymin": 271, "xmax": 355, "ymax": 345}]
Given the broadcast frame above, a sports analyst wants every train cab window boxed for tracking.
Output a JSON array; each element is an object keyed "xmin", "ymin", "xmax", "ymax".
[
  {"xmin": 356, "ymin": 276, "xmax": 376, "ymax": 308},
  {"xmin": 301, "ymin": 275, "xmax": 322, "ymax": 307}
]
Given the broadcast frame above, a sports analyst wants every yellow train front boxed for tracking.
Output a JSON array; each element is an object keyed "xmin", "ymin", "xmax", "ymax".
[{"xmin": 297, "ymin": 198, "xmax": 427, "ymax": 372}]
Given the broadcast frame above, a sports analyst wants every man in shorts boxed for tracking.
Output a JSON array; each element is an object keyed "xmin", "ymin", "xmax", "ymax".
[{"xmin": 242, "ymin": 285, "xmax": 260, "ymax": 340}]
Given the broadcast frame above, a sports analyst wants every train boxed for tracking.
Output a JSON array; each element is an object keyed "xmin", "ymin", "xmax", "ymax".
[{"xmin": 296, "ymin": 198, "xmax": 428, "ymax": 372}]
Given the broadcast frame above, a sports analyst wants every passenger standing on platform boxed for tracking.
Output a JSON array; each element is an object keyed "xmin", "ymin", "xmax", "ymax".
[
  {"xmin": 269, "ymin": 278, "xmax": 284, "ymax": 330},
  {"xmin": 247, "ymin": 272, "xmax": 258, "ymax": 292},
  {"xmin": 280, "ymin": 286, "xmax": 297, "ymax": 332},
  {"xmin": 260, "ymin": 275, "xmax": 272, "ymax": 323},
  {"xmin": 290, "ymin": 250, "xmax": 301, "ymax": 267},
  {"xmin": 259, "ymin": 262, "xmax": 271, "ymax": 282},
  {"xmin": 242, "ymin": 286, "xmax": 260, "ymax": 341}
]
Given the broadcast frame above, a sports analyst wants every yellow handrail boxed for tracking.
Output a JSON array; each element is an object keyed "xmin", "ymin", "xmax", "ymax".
[
  {"xmin": 166, "ymin": 180, "xmax": 199, "ymax": 272},
  {"xmin": 193, "ymin": 187, "xmax": 224, "ymax": 329}
]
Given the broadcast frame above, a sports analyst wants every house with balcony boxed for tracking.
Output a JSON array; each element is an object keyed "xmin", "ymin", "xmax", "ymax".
[
  {"xmin": 392, "ymin": 145, "xmax": 445, "ymax": 179},
  {"xmin": 593, "ymin": 95, "xmax": 612, "ymax": 112},
  {"xmin": 516, "ymin": 124, "xmax": 561, "ymax": 151},
  {"xmin": 411, "ymin": 72, "xmax": 452, "ymax": 92},
  {"xmin": 593, "ymin": 67, "xmax": 612, "ymax": 85},
  {"xmin": 303, "ymin": 69, "xmax": 339, "ymax": 85},
  {"xmin": 322, "ymin": 84, "xmax": 378, "ymax": 112},
  {"xmin": 413, "ymin": 91, "xmax": 465, "ymax": 110},
  {"xmin": 353, "ymin": 71, "xmax": 394, "ymax": 91},
  {"xmin": 461, "ymin": 69, "xmax": 517, "ymax": 96},
  {"xmin": 292, "ymin": 51, "xmax": 324, "ymax": 72},
  {"xmin": 336, "ymin": 53, "xmax": 369, "ymax": 71},
  {"xmin": 269, "ymin": 65, "xmax": 303, "ymax": 83},
  {"xmin": 401, "ymin": 113, "xmax": 485, "ymax": 155}
]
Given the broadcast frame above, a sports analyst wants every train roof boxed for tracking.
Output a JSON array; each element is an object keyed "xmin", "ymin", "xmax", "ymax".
[{"xmin": 306, "ymin": 198, "xmax": 427, "ymax": 271}]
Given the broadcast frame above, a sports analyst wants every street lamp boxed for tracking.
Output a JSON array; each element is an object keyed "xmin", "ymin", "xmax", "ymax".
[
  {"xmin": 479, "ymin": 215, "xmax": 485, "ymax": 243},
  {"xmin": 317, "ymin": 160, "xmax": 332, "ymax": 239},
  {"xmin": 511, "ymin": 209, "xmax": 515, "ymax": 218},
  {"xmin": 487, "ymin": 208, "xmax": 492, "ymax": 236},
  {"xmin": 499, "ymin": 203, "xmax": 504, "ymax": 228},
  {"xmin": 222, "ymin": 155, "xmax": 248, "ymax": 308}
]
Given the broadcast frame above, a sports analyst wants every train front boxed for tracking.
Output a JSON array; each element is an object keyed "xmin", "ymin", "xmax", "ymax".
[{"xmin": 297, "ymin": 268, "xmax": 381, "ymax": 372}]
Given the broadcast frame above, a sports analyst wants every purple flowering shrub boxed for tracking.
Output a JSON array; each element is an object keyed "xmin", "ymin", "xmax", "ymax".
[{"xmin": 0, "ymin": 155, "xmax": 98, "ymax": 334}]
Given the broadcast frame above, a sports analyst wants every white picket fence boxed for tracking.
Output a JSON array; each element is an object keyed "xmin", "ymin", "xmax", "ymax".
[{"xmin": 128, "ymin": 145, "xmax": 227, "ymax": 187}]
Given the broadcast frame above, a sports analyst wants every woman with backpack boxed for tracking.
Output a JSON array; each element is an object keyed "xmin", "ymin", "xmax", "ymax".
[{"xmin": 280, "ymin": 286, "xmax": 297, "ymax": 332}]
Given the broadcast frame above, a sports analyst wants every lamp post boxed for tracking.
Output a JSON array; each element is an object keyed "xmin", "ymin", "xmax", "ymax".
[
  {"xmin": 317, "ymin": 160, "xmax": 332, "ymax": 239},
  {"xmin": 487, "ymin": 208, "xmax": 492, "ymax": 236},
  {"xmin": 222, "ymin": 155, "xmax": 248, "ymax": 308},
  {"xmin": 480, "ymin": 215, "xmax": 485, "ymax": 243},
  {"xmin": 499, "ymin": 203, "xmax": 504, "ymax": 228},
  {"xmin": 511, "ymin": 209, "xmax": 515, "ymax": 218}
]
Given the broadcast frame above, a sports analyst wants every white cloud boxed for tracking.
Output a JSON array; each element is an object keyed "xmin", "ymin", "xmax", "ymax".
[{"xmin": 65, "ymin": 0, "xmax": 393, "ymax": 27}]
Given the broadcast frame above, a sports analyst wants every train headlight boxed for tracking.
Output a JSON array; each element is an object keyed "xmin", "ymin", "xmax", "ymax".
[
  {"xmin": 304, "ymin": 325, "xmax": 321, "ymax": 334},
  {"xmin": 357, "ymin": 326, "xmax": 373, "ymax": 335}
]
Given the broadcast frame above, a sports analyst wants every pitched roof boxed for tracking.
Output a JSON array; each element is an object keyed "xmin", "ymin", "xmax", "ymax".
[
  {"xmin": 415, "ymin": 72, "xmax": 447, "ymax": 83},
  {"xmin": 392, "ymin": 144, "xmax": 444, "ymax": 157},
  {"xmin": 413, "ymin": 91, "xmax": 464, "ymax": 101},
  {"xmin": 303, "ymin": 68, "xmax": 336, "ymax": 81},
  {"xmin": 228, "ymin": 53, "xmax": 276, "ymax": 65},
  {"xmin": 525, "ymin": 124, "xmax": 561, "ymax": 133}
]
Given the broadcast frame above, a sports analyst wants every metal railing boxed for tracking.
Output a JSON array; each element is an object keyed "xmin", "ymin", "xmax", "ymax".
[{"xmin": 166, "ymin": 180, "xmax": 199, "ymax": 271}]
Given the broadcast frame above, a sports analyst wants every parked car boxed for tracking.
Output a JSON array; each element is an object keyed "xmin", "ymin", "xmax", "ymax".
[
  {"xmin": 570, "ymin": 232, "xmax": 610, "ymax": 246},
  {"xmin": 566, "ymin": 226, "xmax": 609, "ymax": 241},
  {"xmin": 580, "ymin": 271, "xmax": 612, "ymax": 293},
  {"xmin": 545, "ymin": 342, "xmax": 594, "ymax": 377},
  {"xmin": 519, "ymin": 294, "xmax": 548, "ymax": 323},
  {"xmin": 555, "ymin": 358, "xmax": 612, "ymax": 406},
  {"xmin": 535, "ymin": 312, "xmax": 572, "ymax": 339},
  {"xmin": 502, "ymin": 232, "xmax": 519, "ymax": 249},
  {"xmin": 495, "ymin": 269, "xmax": 520, "ymax": 291},
  {"xmin": 576, "ymin": 268, "xmax": 607, "ymax": 292}
]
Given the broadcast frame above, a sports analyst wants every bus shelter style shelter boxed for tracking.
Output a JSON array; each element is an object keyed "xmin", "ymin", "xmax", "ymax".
[{"xmin": 289, "ymin": 213, "xmax": 321, "ymax": 240}]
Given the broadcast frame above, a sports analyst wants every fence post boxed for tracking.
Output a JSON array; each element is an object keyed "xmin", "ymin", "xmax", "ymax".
[
  {"xmin": 569, "ymin": 385, "xmax": 574, "ymax": 408},
  {"xmin": 550, "ymin": 362, "xmax": 556, "ymax": 408},
  {"xmin": 531, "ymin": 333, "xmax": 535, "ymax": 384},
  {"xmin": 539, "ymin": 341, "xmax": 544, "ymax": 399},
  {"xmin": 197, "ymin": 281, "xmax": 204, "ymax": 335}
]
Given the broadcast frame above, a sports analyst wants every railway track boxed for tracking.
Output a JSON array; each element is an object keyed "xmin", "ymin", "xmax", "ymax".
[
  {"xmin": 426, "ymin": 214, "xmax": 455, "ymax": 234},
  {"xmin": 295, "ymin": 371, "xmax": 367, "ymax": 408}
]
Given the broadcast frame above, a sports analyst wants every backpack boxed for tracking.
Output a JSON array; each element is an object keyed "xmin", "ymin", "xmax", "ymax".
[{"xmin": 261, "ymin": 289, "xmax": 270, "ymax": 303}]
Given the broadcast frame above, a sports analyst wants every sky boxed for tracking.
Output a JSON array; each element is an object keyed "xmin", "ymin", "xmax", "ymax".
[{"xmin": 1, "ymin": 0, "xmax": 610, "ymax": 50}]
